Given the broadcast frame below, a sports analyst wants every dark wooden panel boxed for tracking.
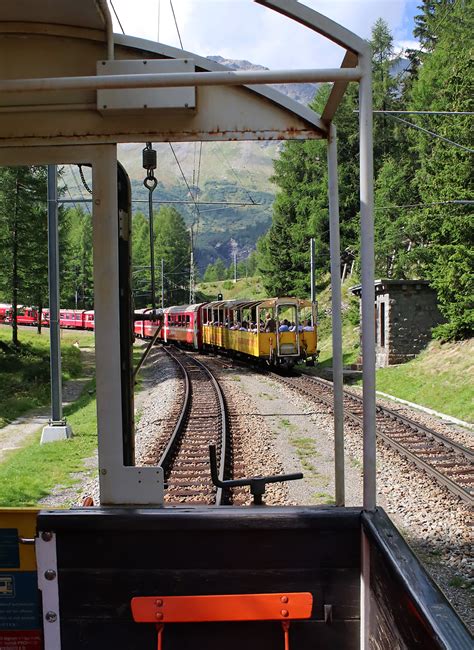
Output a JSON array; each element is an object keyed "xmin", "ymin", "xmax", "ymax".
[
  {"xmin": 38, "ymin": 508, "xmax": 362, "ymax": 649},
  {"xmin": 57, "ymin": 567, "xmax": 360, "ymax": 621},
  {"xmin": 60, "ymin": 619, "xmax": 360, "ymax": 650},
  {"xmin": 362, "ymin": 509, "xmax": 472, "ymax": 650},
  {"xmin": 55, "ymin": 526, "xmax": 360, "ymax": 570},
  {"xmin": 38, "ymin": 506, "xmax": 362, "ymax": 533}
]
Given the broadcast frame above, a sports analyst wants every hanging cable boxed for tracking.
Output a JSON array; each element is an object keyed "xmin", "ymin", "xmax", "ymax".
[
  {"xmin": 170, "ymin": 0, "xmax": 183, "ymax": 49},
  {"xmin": 143, "ymin": 142, "xmax": 158, "ymax": 314},
  {"xmin": 109, "ymin": 0, "xmax": 125, "ymax": 34}
]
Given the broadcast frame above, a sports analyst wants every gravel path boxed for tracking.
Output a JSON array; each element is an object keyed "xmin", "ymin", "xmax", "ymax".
[{"xmin": 0, "ymin": 348, "xmax": 95, "ymax": 462}]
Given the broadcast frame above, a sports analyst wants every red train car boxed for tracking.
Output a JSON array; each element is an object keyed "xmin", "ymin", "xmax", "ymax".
[
  {"xmin": 133, "ymin": 308, "xmax": 148, "ymax": 339},
  {"xmin": 83, "ymin": 310, "xmax": 95, "ymax": 331},
  {"xmin": 58, "ymin": 309, "xmax": 86, "ymax": 329},
  {"xmin": 5, "ymin": 306, "xmax": 39, "ymax": 326},
  {"xmin": 0, "ymin": 303, "xmax": 10, "ymax": 322},
  {"xmin": 163, "ymin": 303, "xmax": 207, "ymax": 350}
]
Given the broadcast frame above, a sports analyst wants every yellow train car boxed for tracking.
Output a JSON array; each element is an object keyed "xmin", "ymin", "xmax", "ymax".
[{"xmin": 202, "ymin": 297, "xmax": 317, "ymax": 368}]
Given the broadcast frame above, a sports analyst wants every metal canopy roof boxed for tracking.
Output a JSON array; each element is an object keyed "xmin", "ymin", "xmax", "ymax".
[
  {"xmin": 0, "ymin": 0, "xmax": 107, "ymax": 30},
  {"xmin": 0, "ymin": 0, "xmax": 368, "ymax": 145}
]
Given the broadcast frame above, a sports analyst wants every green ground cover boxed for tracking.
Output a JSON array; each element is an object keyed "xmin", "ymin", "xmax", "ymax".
[
  {"xmin": 373, "ymin": 339, "xmax": 473, "ymax": 423},
  {"xmin": 0, "ymin": 382, "xmax": 97, "ymax": 506},
  {"xmin": 0, "ymin": 327, "xmax": 94, "ymax": 427},
  {"xmin": 197, "ymin": 276, "xmax": 267, "ymax": 301}
]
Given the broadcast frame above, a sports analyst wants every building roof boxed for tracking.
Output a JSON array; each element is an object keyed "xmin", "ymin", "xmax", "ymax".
[{"xmin": 351, "ymin": 279, "xmax": 433, "ymax": 296}]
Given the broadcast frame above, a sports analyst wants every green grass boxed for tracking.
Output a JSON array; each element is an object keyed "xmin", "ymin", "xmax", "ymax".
[
  {"xmin": 0, "ymin": 328, "xmax": 92, "ymax": 427},
  {"xmin": 196, "ymin": 276, "xmax": 268, "ymax": 301},
  {"xmin": 372, "ymin": 339, "xmax": 474, "ymax": 423},
  {"xmin": 290, "ymin": 436, "xmax": 320, "ymax": 477},
  {"xmin": 0, "ymin": 381, "xmax": 98, "ymax": 506}
]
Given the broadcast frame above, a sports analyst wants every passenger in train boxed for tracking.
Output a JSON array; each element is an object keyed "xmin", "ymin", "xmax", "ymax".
[
  {"xmin": 278, "ymin": 319, "xmax": 290, "ymax": 332},
  {"xmin": 265, "ymin": 313, "xmax": 276, "ymax": 332},
  {"xmin": 289, "ymin": 321, "xmax": 296, "ymax": 332},
  {"xmin": 239, "ymin": 321, "xmax": 248, "ymax": 331},
  {"xmin": 303, "ymin": 319, "xmax": 314, "ymax": 331}
]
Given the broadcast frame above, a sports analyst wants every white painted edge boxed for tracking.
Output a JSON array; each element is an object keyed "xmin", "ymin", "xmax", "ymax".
[{"xmin": 376, "ymin": 391, "xmax": 474, "ymax": 431}]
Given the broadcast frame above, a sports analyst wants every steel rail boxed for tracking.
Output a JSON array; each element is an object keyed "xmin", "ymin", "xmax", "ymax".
[
  {"xmin": 306, "ymin": 374, "xmax": 474, "ymax": 463},
  {"xmin": 273, "ymin": 372, "xmax": 473, "ymax": 506},
  {"xmin": 160, "ymin": 346, "xmax": 228, "ymax": 505},
  {"xmin": 158, "ymin": 347, "xmax": 191, "ymax": 473}
]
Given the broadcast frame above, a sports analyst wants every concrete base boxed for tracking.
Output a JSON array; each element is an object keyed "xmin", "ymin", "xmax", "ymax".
[{"xmin": 41, "ymin": 423, "xmax": 73, "ymax": 444}]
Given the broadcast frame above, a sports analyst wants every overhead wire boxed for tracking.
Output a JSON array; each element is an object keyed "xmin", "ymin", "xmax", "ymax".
[
  {"xmin": 385, "ymin": 114, "xmax": 474, "ymax": 153},
  {"xmin": 169, "ymin": 0, "xmax": 183, "ymax": 49},
  {"xmin": 109, "ymin": 0, "xmax": 125, "ymax": 34},
  {"xmin": 212, "ymin": 143, "xmax": 256, "ymax": 205}
]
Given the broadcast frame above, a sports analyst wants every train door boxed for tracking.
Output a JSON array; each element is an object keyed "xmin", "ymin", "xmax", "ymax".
[{"xmin": 276, "ymin": 302, "xmax": 300, "ymax": 359}]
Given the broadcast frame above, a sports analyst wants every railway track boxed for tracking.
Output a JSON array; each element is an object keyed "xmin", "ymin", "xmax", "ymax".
[
  {"xmin": 272, "ymin": 372, "xmax": 474, "ymax": 506},
  {"xmin": 160, "ymin": 346, "xmax": 228, "ymax": 505}
]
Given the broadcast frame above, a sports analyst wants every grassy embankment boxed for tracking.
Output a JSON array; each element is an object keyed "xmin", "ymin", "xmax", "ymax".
[
  {"xmin": 0, "ymin": 327, "xmax": 94, "ymax": 427},
  {"xmin": 0, "ymin": 327, "xmax": 96, "ymax": 506},
  {"xmin": 312, "ymin": 279, "xmax": 473, "ymax": 423},
  {"xmin": 0, "ymin": 328, "xmax": 148, "ymax": 507}
]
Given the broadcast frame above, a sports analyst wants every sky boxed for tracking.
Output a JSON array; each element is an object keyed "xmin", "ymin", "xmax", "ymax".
[{"xmin": 109, "ymin": 0, "xmax": 421, "ymax": 69}]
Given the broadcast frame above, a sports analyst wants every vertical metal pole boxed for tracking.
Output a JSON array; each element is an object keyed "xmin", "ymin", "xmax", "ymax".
[
  {"xmin": 47, "ymin": 165, "xmax": 63, "ymax": 424},
  {"xmin": 149, "ymin": 189, "xmax": 156, "ymax": 313},
  {"xmin": 359, "ymin": 51, "xmax": 375, "ymax": 650},
  {"xmin": 161, "ymin": 258, "xmax": 164, "ymax": 308},
  {"xmin": 310, "ymin": 237, "xmax": 316, "ymax": 305},
  {"xmin": 327, "ymin": 124, "xmax": 345, "ymax": 507},
  {"xmin": 359, "ymin": 53, "xmax": 376, "ymax": 512},
  {"xmin": 233, "ymin": 252, "xmax": 237, "ymax": 283}
]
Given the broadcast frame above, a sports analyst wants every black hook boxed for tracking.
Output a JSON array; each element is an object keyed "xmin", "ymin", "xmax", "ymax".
[
  {"xmin": 143, "ymin": 176, "xmax": 158, "ymax": 192},
  {"xmin": 209, "ymin": 445, "xmax": 303, "ymax": 505}
]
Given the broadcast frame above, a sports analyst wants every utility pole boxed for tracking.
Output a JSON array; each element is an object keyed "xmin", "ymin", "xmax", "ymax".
[
  {"xmin": 161, "ymin": 258, "xmax": 164, "ymax": 309},
  {"xmin": 310, "ymin": 237, "xmax": 316, "ymax": 317},
  {"xmin": 189, "ymin": 226, "xmax": 195, "ymax": 304},
  {"xmin": 233, "ymin": 252, "xmax": 237, "ymax": 283},
  {"xmin": 41, "ymin": 165, "xmax": 72, "ymax": 444}
]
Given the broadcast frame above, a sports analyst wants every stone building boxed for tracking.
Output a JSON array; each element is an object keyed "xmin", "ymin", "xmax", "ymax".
[{"xmin": 351, "ymin": 280, "xmax": 444, "ymax": 368}]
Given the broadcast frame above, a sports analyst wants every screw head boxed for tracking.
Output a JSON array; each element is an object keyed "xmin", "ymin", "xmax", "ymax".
[
  {"xmin": 280, "ymin": 596, "xmax": 288, "ymax": 604},
  {"xmin": 155, "ymin": 599, "xmax": 163, "ymax": 606},
  {"xmin": 45, "ymin": 611, "xmax": 57, "ymax": 623},
  {"xmin": 41, "ymin": 532, "xmax": 53, "ymax": 542},
  {"xmin": 156, "ymin": 612, "xmax": 163, "ymax": 620},
  {"xmin": 44, "ymin": 569, "xmax": 56, "ymax": 581},
  {"xmin": 281, "ymin": 610, "xmax": 289, "ymax": 617}
]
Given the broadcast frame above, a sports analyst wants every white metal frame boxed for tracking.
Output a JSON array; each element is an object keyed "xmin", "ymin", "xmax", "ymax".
[{"xmin": 0, "ymin": 145, "xmax": 164, "ymax": 504}]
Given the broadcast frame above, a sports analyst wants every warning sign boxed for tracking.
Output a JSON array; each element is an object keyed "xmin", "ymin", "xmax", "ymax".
[
  {"xmin": 0, "ymin": 512, "xmax": 42, "ymax": 650},
  {"xmin": 0, "ymin": 629, "xmax": 42, "ymax": 649}
]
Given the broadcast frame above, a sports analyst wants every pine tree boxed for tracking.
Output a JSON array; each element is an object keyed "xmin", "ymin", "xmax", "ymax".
[
  {"xmin": 0, "ymin": 166, "xmax": 48, "ymax": 345},
  {"xmin": 409, "ymin": 0, "xmax": 473, "ymax": 339}
]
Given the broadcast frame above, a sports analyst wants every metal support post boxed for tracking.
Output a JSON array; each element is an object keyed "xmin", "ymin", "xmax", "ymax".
[
  {"xmin": 310, "ymin": 237, "xmax": 316, "ymax": 322},
  {"xmin": 327, "ymin": 123, "xmax": 344, "ymax": 506},
  {"xmin": 161, "ymin": 258, "xmax": 164, "ymax": 309},
  {"xmin": 359, "ymin": 53, "xmax": 376, "ymax": 512},
  {"xmin": 41, "ymin": 165, "xmax": 72, "ymax": 444},
  {"xmin": 359, "ymin": 50, "xmax": 375, "ymax": 650},
  {"xmin": 233, "ymin": 252, "xmax": 237, "ymax": 283}
]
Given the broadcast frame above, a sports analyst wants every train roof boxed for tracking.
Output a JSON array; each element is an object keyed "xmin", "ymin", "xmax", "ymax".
[
  {"xmin": 165, "ymin": 303, "xmax": 207, "ymax": 314},
  {"xmin": 205, "ymin": 297, "xmax": 313, "ymax": 310}
]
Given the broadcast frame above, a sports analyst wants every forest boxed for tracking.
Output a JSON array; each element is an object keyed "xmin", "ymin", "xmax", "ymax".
[{"xmin": 0, "ymin": 0, "xmax": 471, "ymax": 341}]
